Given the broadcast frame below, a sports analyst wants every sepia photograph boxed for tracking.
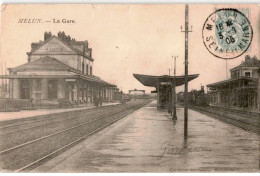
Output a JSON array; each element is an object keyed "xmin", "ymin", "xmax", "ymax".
[{"xmin": 0, "ymin": 3, "xmax": 259, "ymax": 173}]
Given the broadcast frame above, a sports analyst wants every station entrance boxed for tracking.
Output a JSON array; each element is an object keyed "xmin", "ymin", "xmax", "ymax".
[{"xmin": 20, "ymin": 79, "xmax": 30, "ymax": 99}]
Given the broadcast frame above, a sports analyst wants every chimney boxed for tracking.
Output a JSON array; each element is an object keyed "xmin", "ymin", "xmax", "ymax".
[
  {"xmin": 67, "ymin": 35, "xmax": 71, "ymax": 42},
  {"xmin": 58, "ymin": 31, "xmax": 66, "ymax": 40},
  {"xmin": 89, "ymin": 48, "xmax": 92, "ymax": 57},
  {"xmin": 58, "ymin": 31, "xmax": 62, "ymax": 38},
  {"xmin": 31, "ymin": 42, "xmax": 39, "ymax": 51},
  {"xmin": 84, "ymin": 40, "xmax": 88, "ymax": 48},
  {"xmin": 44, "ymin": 31, "xmax": 52, "ymax": 41},
  {"xmin": 62, "ymin": 31, "xmax": 65, "ymax": 40},
  {"xmin": 245, "ymin": 55, "xmax": 251, "ymax": 62}
]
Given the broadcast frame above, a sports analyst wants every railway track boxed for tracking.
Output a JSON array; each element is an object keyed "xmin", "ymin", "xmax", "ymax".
[
  {"xmin": 189, "ymin": 105, "xmax": 260, "ymax": 134},
  {"xmin": 0, "ymin": 100, "xmax": 151, "ymax": 172},
  {"xmin": 0, "ymin": 104, "xmax": 118, "ymax": 131},
  {"xmin": 0, "ymin": 104, "xmax": 128, "ymax": 136}
]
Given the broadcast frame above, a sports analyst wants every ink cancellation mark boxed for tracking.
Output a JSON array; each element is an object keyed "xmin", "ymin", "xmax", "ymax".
[{"xmin": 202, "ymin": 9, "xmax": 253, "ymax": 60}]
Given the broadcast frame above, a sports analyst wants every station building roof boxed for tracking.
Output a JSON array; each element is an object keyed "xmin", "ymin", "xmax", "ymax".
[
  {"xmin": 207, "ymin": 77, "xmax": 257, "ymax": 89},
  {"xmin": 27, "ymin": 34, "xmax": 94, "ymax": 62},
  {"xmin": 2, "ymin": 56, "xmax": 116, "ymax": 87},
  {"xmin": 133, "ymin": 73, "xmax": 199, "ymax": 87},
  {"xmin": 8, "ymin": 56, "xmax": 75, "ymax": 72},
  {"xmin": 230, "ymin": 56, "xmax": 260, "ymax": 71}
]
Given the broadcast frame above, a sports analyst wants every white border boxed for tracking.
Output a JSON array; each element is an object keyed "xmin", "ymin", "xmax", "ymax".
[
  {"xmin": 0, "ymin": 0, "xmax": 259, "ymax": 175},
  {"xmin": 0, "ymin": 0, "xmax": 260, "ymax": 4}
]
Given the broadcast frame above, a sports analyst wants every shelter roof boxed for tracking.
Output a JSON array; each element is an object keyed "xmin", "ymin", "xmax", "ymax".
[{"xmin": 133, "ymin": 73, "xmax": 199, "ymax": 87}]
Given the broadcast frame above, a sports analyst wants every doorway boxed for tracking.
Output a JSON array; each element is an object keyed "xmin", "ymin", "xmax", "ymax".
[
  {"xmin": 48, "ymin": 80, "xmax": 57, "ymax": 99},
  {"xmin": 20, "ymin": 79, "xmax": 30, "ymax": 99}
]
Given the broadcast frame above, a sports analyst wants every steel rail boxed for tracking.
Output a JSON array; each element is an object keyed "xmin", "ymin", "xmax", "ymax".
[
  {"xmin": 190, "ymin": 106, "xmax": 260, "ymax": 134},
  {"xmin": 14, "ymin": 103, "xmax": 146, "ymax": 172},
  {"xmin": 0, "ymin": 104, "xmax": 124, "ymax": 136},
  {"xmin": 0, "ymin": 105, "xmax": 115, "ymax": 130},
  {"xmin": 0, "ymin": 102, "xmax": 147, "ymax": 155}
]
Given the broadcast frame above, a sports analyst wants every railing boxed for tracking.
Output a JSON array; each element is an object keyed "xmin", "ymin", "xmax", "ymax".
[{"xmin": 0, "ymin": 98, "xmax": 32, "ymax": 111}]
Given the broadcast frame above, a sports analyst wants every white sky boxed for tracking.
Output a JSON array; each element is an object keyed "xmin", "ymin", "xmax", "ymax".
[{"xmin": 0, "ymin": 4, "xmax": 259, "ymax": 93}]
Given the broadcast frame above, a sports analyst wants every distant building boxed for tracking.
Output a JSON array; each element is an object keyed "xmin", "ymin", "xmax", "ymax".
[
  {"xmin": 0, "ymin": 31, "xmax": 118, "ymax": 105},
  {"xmin": 207, "ymin": 55, "xmax": 260, "ymax": 109},
  {"xmin": 177, "ymin": 86, "xmax": 209, "ymax": 106}
]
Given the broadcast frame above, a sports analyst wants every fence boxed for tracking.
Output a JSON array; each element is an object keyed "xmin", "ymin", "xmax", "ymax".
[{"xmin": 0, "ymin": 98, "xmax": 32, "ymax": 111}]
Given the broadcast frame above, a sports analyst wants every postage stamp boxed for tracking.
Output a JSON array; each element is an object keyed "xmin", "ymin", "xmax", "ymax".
[{"xmin": 202, "ymin": 8, "xmax": 253, "ymax": 60}]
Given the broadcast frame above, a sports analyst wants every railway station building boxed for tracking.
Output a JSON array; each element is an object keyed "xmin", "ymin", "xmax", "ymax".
[
  {"xmin": 0, "ymin": 31, "xmax": 118, "ymax": 107},
  {"xmin": 207, "ymin": 55, "xmax": 260, "ymax": 109}
]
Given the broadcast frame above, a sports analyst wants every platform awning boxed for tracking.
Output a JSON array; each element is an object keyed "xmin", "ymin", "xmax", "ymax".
[{"xmin": 133, "ymin": 73, "xmax": 199, "ymax": 87}]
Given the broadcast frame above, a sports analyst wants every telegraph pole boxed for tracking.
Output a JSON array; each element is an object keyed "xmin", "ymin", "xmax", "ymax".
[
  {"xmin": 1, "ymin": 62, "xmax": 2, "ymax": 97},
  {"xmin": 168, "ymin": 68, "xmax": 172, "ymax": 114},
  {"xmin": 168, "ymin": 68, "xmax": 172, "ymax": 76},
  {"xmin": 226, "ymin": 59, "xmax": 228, "ymax": 79},
  {"xmin": 181, "ymin": 4, "xmax": 192, "ymax": 139},
  {"xmin": 172, "ymin": 56, "xmax": 177, "ymax": 120},
  {"xmin": 174, "ymin": 56, "xmax": 177, "ymax": 77},
  {"xmin": 4, "ymin": 62, "xmax": 7, "ymax": 93}
]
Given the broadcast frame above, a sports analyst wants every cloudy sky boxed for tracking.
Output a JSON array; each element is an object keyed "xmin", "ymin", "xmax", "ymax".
[{"xmin": 0, "ymin": 4, "xmax": 259, "ymax": 93}]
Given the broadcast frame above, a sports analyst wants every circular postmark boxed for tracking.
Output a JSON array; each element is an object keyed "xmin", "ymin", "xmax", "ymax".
[{"xmin": 202, "ymin": 9, "xmax": 253, "ymax": 59}]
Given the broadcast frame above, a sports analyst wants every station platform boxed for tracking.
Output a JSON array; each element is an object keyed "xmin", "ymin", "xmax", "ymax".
[
  {"xmin": 32, "ymin": 100, "xmax": 259, "ymax": 172},
  {"xmin": 0, "ymin": 102, "xmax": 119, "ymax": 122}
]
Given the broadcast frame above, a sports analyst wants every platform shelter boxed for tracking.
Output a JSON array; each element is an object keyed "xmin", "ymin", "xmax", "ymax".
[{"xmin": 133, "ymin": 73, "xmax": 199, "ymax": 111}]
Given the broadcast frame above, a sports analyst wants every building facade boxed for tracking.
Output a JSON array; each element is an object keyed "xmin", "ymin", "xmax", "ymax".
[
  {"xmin": 1, "ymin": 31, "xmax": 118, "ymax": 106},
  {"xmin": 207, "ymin": 55, "xmax": 260, "ymax": 109}
]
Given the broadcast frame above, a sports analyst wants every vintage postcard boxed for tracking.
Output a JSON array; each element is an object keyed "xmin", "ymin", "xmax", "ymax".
[{"xmin": 0, "ymin": 4, "xmax": 259, "ymax": 173}]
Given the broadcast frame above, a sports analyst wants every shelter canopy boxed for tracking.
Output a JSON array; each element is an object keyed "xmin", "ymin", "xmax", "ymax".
[{"xmin": 133, "ymin": 73, "xmax": 199, "ymax": 87}]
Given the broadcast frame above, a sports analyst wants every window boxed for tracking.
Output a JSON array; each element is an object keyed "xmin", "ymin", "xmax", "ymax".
[
  {"xmin": 82, "ymin": 63, "xmax": 85, "ymax": 74},
  {"xmin": 20, "ymin": 79, "xmax": 30, "ymax": 99},
  {"xmin": 86, "ymin": 64, "xmax": 89, "ymax": 75},
  {"xmin": 245, "ymin": 72, "xmax": 251, "ymax": 77},
  {"xmin": 35, "ymin": 79, "xmax": 42, "ymax": 91},
  {"xmin": 90, "ymin": 66, "xmax": 92, "ymax": 76},
  {"xmin": 231, "ymin": 70, "xmax": 240, "ymax": 79},
  {"xmin": 231, "ymin": 71, "xmax": 235, "ymax": 79}
]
